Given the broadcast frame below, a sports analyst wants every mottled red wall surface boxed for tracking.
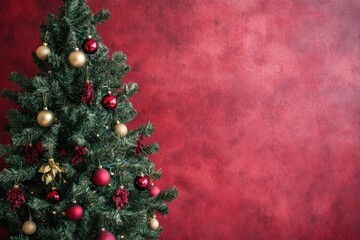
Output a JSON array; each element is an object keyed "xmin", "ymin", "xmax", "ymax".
[{"xmin": 1, "ymin": 0, "xmax": 360, "ymax": 239}]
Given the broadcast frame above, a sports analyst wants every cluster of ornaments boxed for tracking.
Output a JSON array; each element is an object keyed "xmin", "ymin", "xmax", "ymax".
[
  {"xmin": 35, "ymin": 36, "xmax": 98, "ymax": 68},
  {"xmin": 31, "ymin": 34, "xmax": 162, "ymax": 238}
]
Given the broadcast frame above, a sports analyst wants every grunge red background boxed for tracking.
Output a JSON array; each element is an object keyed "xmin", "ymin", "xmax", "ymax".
[{"xmin": 1, "ymin": 0, "xmax": 360, "ymax": 239}]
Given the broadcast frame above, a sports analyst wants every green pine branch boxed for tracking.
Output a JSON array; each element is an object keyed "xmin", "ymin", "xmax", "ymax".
[
  {"xmin": 93, "ymin": 9, "xmax": 110, "ymax": 24},
  {"xmin": 157, "ymin": 187, "xmax": 178, "ymax": 202}
]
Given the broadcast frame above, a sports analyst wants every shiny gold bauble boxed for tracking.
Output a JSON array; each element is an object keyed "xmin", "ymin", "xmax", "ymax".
[
  {"xmin": 68, "ymin": 48, "xmax": 86, "ymax": 68},
  {"xmin": 37, "ymin": 107, "xmax": 55, "ymax": 127},
  {"xmin": 148, "ymin": 218, "xmax": 159, "ymax": 230},
  {"xmin": 114, "ymin": 121, "xmax": 128, "ymax": 137},
  {"xmin": 36, "ymin": 43, "xmax": 50, "ymax": 60},
  {"xmin": 22, "ymin": 220, "xmax": 37, "ymax": 235}
]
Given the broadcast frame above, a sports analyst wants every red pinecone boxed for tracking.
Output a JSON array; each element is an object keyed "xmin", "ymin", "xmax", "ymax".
[
  {"xmin": 81, "ymin": 80, "xmax": 95, "ymax": 106},
  {"xmin": 112, "ymin": 187, "xmax": 129, "ymax": 210},
  {"xmin": 25, "ymin": 143, "xmax": 39, "ymax": 165},
  {"xmin": 71, "ymin": 145, "xmax": 87, "ymax": 165},
  {"xmin": 6, "ymin": 185, "xmax": 25, "ymax": 209},
  {"xmin": 134, "ymin": 134, "xmax": 145, "ymax": 155}
]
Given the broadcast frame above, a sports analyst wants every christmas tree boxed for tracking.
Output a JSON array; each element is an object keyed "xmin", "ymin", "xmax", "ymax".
[{"xmin": 0, "ymin": 0, "xmax": 177, "ymax": 239}]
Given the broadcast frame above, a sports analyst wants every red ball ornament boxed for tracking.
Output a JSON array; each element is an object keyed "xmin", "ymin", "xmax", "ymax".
[
  {"xmin": 95, "ymin": 230, "xmax": 116, "ymax": 240},
  {"xmin": 82, "ymin": 36, "xmax": 98, "ymax": 54},
  {"xmin": 92, "ymin": 166, "xmax": 111, "ymax": 187},
  {"xmin": 66, "ymin": 204, "xmax": 83, "ymax": 221},
  {"xmin": 134, "ymin": 175, "xmax": 150, "ymax": 191},
  {"xmin": 35, "ymin": 142, "xmax": 45, "ymax": 156},
  {"xmin": 148, "ymin": 184, "xmax": 161, "ymax": 197},
  {"xmin": 47, "ymin": 188, "xmax": 61, "ymax": 204},
  {"xmin": 101, "ymin": 91, "xmax": 118, "ymax": 110}
]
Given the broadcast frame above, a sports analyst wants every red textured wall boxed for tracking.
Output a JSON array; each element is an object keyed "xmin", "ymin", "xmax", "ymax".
[{"xmin": 1, "ymin": 0, "xmax": 360, "ymax": 239}]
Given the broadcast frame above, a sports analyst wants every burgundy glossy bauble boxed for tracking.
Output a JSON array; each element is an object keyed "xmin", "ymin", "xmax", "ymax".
[
  {"xmin": 95, "ymin": 231, "xmax": 116, "ymax": 240},
  {"xmin": 47, "ymin": 189, "xmax": 61, "ymax": 204},
  {"xmin": 66, "ymin": 204, "xmax": 83, "ymax": 221},
  {"xmin": 101, "ymin": 92, "xmax": 118, "ymax": 110},
  {"xmin": 92, "ymin": 168, "xmax": 111, "ymax": 187},
  {"xmin": 35, "ymin": 142, "xmax": 45, "ymax": 156},
  {"xmin": 148, "ymin": 184, "xmax": 161, "ymax": 197},
  {"xmin": 134, "ymin": 175, "xmax": 150, "ymax": 191},
  {"xmin": 82, "ymin": 38, "xmax": 98, "ymax": 54}
]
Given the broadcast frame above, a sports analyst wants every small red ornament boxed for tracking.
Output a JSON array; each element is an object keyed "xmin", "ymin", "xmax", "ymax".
[
  {"xmin": 47, "ymin": 188, "xmax": 61, "ymax": 204},
  {"xmin": 6, "ymin": 185, "xmax": 25, "ymax": 209},
  {"xmin": 101, "ymin": 91, "xmax": 118, "ymax": 110},
  {"xmin": 35, "ymin": 142, "xmax": 45, "ymax": 156},
  {"xmin": 92, "ymin": 166, "xmax": 111, "ymax": 187},
  {"xmin": 81, "ymin": 80, "xmax": 95, "ymax": 106},
  {"xmin": 134, "ymin": 175, "xmax": 150, "ymax": 191},
  {"xmin": 66, "ymin": 204, "xmax": 83, "ymax": 221},
  {"xmin": 148, "ymin": 184, "xmax": 161, "ymax": 197},
  {"xmin": 82, "ymin": 36, "xmax": 98, "ymax": 54},
  {"xmin": 95, "ymin": 230, "xmax": 116, "ymax": 240},
  {"xmin": 112, "ymin": 186, "xmax": 129, "ymax": 210},
  {"xmin": 25, "ymin": 143, "xmax": 39, "ymax": 166},
  {"xmin": 71, "ymin": 145, "xmax": 87, "ymax": 165}
]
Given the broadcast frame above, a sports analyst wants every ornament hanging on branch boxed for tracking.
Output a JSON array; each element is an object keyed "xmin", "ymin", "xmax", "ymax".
[
  {"xmin": 101, "ymin": 91, "xmax": 118, "ymax": 110},
  {"xmin": 35, "ymin": 43, "xmax": 50, "ymax": 60},
  {"xmin": 22, "ymin": 208, "xmax": 37, "ymax": 235},
  {"xmin": 71, "ymin": 145, "xmax": 87, "ymax": 165},
  {"xmin": 38, "ymin": 158, "xmax": 65, "ymax": 185},
  {"xmin": 114, "ymin": 121, "xmax": 128, "ymax": 137},
  {"xmin": 35, "ymin": 141, "xmax": 45, "ymax": 156},
  {"xmin": 95, "ymin": 229, "xmax": 116, "ymax": 240},
  {"xmin": 47, "ymin": 187, "xmax": 61, "ymax": 204},
  {"xmin": 134, "ymin": 134, "xmax": 145, "ymax": 155},
  {"xmin": 134, "ymin": 174, "xmax": 150, "ymax": 191},
  {"xmin": 22, "ymin": 219, "xmax": 37, "ymax": 235},
  {"xmin": 37, "ymin": 107, "xmax": 55, "ymax": 127},
  {"xmin": 82, "ymin": 36, "xmax": 98, "ymax": 54},
  {"xmin": 68, "ymin": 48, "xmax": 86, "ymax": 68},
  {"xmin": 66, "ymin": 202, "xmax": 83, "ymax": 221},
  {"xmin": 37, "ymin": 93, "xmax": 55, "ymax": 128},
  {"xmin": 25, "ymin": 143, "xmax": 39, "ymax": 165},
  {"xmin": 6, "ymin": 184, "xmax": 25, "ymax": 209},
  {"xmin": 112, "ymin": 186, "xmax": 129, "ymax": 210},
  {"xmin": 148, "ymin": 183, "xmax": 161, "ymax": 197},
  {"xmin": 148, "ymin": 215, "xmax": 160, "ymax": 231},
  {"xmin": 92, "ymin": 166, "xmax": 111, "ymax": 187}
]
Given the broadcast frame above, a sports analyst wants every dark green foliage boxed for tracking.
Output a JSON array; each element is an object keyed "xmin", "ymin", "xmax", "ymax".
[{"xmin": 0, "ymin": 1, "xmax": 177, "ymax": 239}]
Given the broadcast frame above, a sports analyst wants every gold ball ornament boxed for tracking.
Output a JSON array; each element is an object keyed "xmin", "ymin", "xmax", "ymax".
[
  {"xmin": 114, "ymin": 121, "xmax": 128, "ymax": 137},
  {"xmin": 37, "ymin": 107, "xmax": 55, "ymax": 127},
  {"xmin": 36, "ymin": 43, "xmax": 50, "ymax": 60},
  {"xmin": 148, "ymin": 217, "xmax": 159, "ymax": 230},
  {"xmin": 22, "ymin": 220, "xmax": 37, "ymax": 235},
  {"xmin": 68, "ymin": 48, "xmax": 86, "ymax": 68}
]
